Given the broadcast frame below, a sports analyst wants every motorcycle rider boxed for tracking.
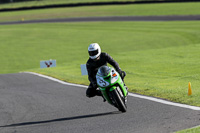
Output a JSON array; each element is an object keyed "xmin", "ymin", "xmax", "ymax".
[{"xmin": 86, "ymin": 43, "xmax": 126, "ymax": 98}]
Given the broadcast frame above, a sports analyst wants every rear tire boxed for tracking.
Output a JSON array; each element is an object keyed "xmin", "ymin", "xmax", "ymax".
[{"xmin": 111, "ymin": 88, "xmax": 127, "ymax": 112}]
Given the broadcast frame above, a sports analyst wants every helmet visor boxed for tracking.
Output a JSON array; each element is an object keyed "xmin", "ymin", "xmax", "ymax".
[{"xmin": 89, "ymin": 49, "xmax": 99, "ymax": 56}]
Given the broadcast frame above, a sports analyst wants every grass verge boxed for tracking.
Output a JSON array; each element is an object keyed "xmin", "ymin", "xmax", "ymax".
[
  {"xmin": 0, "ymin": 21, "xmax": 200, "ymax": 106},
  {"xmin": 0, "ymin": 2, "xmax": 200, "ymax": 22},
  {"xmin": 176, "ymin": 126, "xmax": 200, "ymax": 133},
  {"xmin": 0, "ymin": 0, "xmax": 137, "ymax": 9}
]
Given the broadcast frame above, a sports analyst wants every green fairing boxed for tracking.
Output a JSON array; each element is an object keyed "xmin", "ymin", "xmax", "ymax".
[
  {"xmin": 98, "ymin": 69, "xmax": 127, "ymax": 105},
  {"xmin": 113, "ymin": 75, "xmax": 128, "ymax": 97},
  {"xmin": 99, "ymin": 87, "xmax": 113, "ymax": 104}
]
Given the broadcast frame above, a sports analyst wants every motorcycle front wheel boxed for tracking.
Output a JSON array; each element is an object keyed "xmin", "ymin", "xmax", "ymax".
[{"xmin": 110, "ymin": 87, "xmax": 127, "ymax": 112}]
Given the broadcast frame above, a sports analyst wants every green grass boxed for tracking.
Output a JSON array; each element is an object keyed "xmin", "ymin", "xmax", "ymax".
[
  {"xmin": 0, "ymin": 0, "xmax": 177, "ymax": 9},
  {"xmin": 0, "ymin": 0, "xmax": 136, "ymax": 9},
  {"xmin": 176, "ymin": 126, "xmax": 200, "ymax": 133},
  {"xmin": 0, "ymin": 2, "xmax": 200, "ymax": 22},
  {"xmin": 1, "ymin": 21, "xmax": 200, "ymax": 106}
]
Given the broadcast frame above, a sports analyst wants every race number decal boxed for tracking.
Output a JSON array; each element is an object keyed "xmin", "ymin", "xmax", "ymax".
[{"xmin": 96, "ymin": 77, "xmax": 110, "ymax": 87}]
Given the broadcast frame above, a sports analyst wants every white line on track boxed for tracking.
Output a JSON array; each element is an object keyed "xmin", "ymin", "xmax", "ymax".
[{"xmin": 24, "ymin": 72, "xmax": 200, "ymax": 111}]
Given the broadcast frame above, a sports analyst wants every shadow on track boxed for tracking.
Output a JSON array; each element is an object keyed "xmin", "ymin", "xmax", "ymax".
[{"xmin": 0, "ymin": 111, "xmax": 121, "ymax": 128}]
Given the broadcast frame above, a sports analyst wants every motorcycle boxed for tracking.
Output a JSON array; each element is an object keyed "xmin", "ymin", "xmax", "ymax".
[{"xmin": 96, "ymin": 66, "xmax": 128, "ymax": 112}]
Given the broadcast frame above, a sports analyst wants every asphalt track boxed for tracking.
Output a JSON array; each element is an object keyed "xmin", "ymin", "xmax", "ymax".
[
  {"xmin": 0, "ymin": 73, "xmax": 200, "ymax": 133},
  {"xmin": 0, "ymin": 15, "xmax": 200, "ymax": 25}
]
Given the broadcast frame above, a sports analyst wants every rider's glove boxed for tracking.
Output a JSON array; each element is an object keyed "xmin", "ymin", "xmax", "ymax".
[{"xmin": 118, "ymin": 70, "xmax": 126, "ymax": 80}]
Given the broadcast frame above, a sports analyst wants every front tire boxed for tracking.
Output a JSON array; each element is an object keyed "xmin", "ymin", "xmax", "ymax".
[{"xmin": 110, "ymin": 88, "xmax": 127, "ymax": 112}]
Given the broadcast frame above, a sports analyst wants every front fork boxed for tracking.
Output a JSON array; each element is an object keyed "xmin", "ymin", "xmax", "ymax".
[{"xmin": 99, "ymin": 84, "xmax": 128, "ymax": 105}]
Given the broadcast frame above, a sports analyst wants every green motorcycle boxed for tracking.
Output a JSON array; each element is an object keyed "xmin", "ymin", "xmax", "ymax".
[{"xmin": 96, "ymin": 66, "xmax": 128, "ymax": 112}]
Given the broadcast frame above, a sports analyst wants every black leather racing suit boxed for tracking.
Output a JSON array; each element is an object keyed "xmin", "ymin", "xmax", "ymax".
[{"xmin": 86, "ymin": 52, "xmax": 122, "ymax": 97}]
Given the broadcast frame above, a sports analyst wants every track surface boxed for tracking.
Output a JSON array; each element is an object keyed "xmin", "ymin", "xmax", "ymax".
[
  {"xmin": 0, "ymin": 15, "xmax": 200, "ymax": 25},
  {"xmin": 0, "ymin": 73, "xmax": 200, "ymax": 133}
]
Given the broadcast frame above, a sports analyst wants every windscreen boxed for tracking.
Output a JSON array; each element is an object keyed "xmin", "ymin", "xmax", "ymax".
[{"xmin": 99, "ymin": 66, "xmax": 110, "ymax": 77}]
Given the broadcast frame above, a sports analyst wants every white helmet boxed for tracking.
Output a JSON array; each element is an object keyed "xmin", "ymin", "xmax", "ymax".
[{"xmin": 88, "ymin": 43, "xmax": 101, "ymax": 59}]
